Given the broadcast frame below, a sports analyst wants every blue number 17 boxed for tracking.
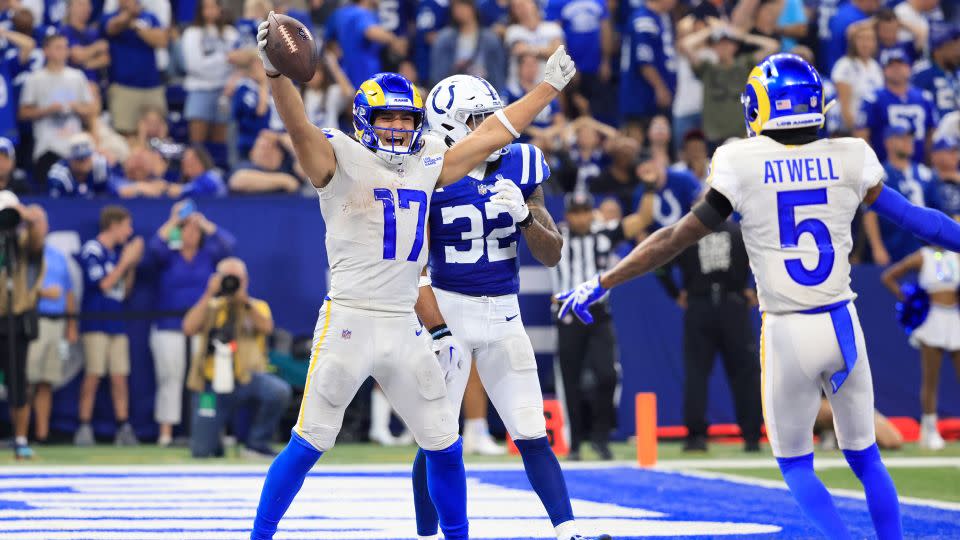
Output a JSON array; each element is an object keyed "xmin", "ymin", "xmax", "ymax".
[
  {"xmin": 777, "ymin": 188, "xmax": 834, "ymax": 286},
  {"xmin": 374, "ymin": 188, "xmax": 427, "ymax": 261}
]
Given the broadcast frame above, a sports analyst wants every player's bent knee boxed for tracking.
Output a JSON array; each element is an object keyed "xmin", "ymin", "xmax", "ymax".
[
  {"xmin": 296, "ymin": 424, "xmax": 339, "ymax": 452},
  {"xmin": 510, "ymin": 406, "xmax": 547, "ymax": 441}
]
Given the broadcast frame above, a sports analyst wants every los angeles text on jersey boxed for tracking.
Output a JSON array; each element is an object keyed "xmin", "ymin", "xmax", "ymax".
[{"xmin": 763, "ymin": 157, "xmax": 841, "ymax": 184}]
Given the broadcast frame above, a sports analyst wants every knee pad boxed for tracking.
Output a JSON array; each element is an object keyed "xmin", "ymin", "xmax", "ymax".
[
  {"xmin": 511, "ymin": 405, "xmax": 547, "ymax": 441},
  {"xmin": 295, "ymin": 425, "xmax": 337, "ymax": 453}
]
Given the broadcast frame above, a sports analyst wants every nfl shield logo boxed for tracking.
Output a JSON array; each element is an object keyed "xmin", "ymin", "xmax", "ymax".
[
  {"xmin": 478, "ymin": 183, "xmax": 488, "ymax": 195},
  {"xmin": 341, "ymin": 329, "xmax": 352, "ymax": 340}
]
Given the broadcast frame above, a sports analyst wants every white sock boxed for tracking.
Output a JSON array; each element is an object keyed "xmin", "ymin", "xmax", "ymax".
[
  {"xmin": 370, "ymin": 388, "xmax": 392, "ymax": 434},
  {"xmin": 922, "ymin": 414, "xmax": 939, "ymax": 430},
  {"xmin": 555, "ymin": 519, "xmax": 579, "ymax": 540},
  {"xmin": 14, "ymin": 436, "xmax": 27, "ymax": 446},
  {"xmin": 465, "ymin": 418, "xmax": 489, "ymax": 438}
]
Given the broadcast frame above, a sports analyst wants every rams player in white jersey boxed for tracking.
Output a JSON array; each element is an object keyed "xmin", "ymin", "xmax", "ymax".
[
  {"xmin": 249, "ymin": 16, "xmax": 576, "ymax": 540},
  {"xmin": 407, "ymin": 74, "xmax": 610, "ymax": 540},
  {"xmin": 558, "ymin": 53, "xmax": 960, "ymax": 539}
]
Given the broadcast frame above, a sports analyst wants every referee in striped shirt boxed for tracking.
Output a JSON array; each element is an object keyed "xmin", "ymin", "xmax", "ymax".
[{"xmin": 551, "ymin": 192, "xmax": 648, "ymax": 460}]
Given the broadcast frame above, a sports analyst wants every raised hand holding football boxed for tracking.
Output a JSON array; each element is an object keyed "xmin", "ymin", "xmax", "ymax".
[{"xmin": 262, "ymin": 12, "xmax": 318, "ymax": 83}]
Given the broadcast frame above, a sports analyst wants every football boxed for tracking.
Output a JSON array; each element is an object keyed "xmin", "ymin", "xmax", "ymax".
[{"xmin": 265, "ymin": 13, "xmax": 318, "ymax": 83}]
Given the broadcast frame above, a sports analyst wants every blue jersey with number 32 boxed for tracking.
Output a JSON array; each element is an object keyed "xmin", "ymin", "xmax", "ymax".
[{"xmin": 429, "ymin": 143, "xmax": 549, "ymax": 296}]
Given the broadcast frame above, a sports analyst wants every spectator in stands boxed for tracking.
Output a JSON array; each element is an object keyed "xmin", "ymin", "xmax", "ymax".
[
  {"xmin": 564, "ymin": 116, "xmax": 616, "ymax": 193},
  {"xmin": 181, "ymin": 0, "xmax": 241, "ymax": 168},
  {"xmin": 62, "ymin": 0, "xmax": 110, "ymax": 87},
  {"xmin": 831, "ymin": 22, "xmax": 883, "ymax": 131},
  {"xmin": 680, "ymin": 22, "xmax": 779, "ymax": 149},
  {"xmin": 0, "ymin": 27, "xmax": 35, "ymax": 145},
  {"xmin": 182, "ymin": 257, "xmax": 291, "ymax": 458},
  {"xmin": 671, "ymin": 14, "xmax": 706, "ymax": 154},
  {"xmin": 894, "ymin": 0, "xmax": 943, "ymax": 52},
  {"xmin": 75, "ymin": 205, "xmax": 144, "ymax": 447},
  {"xmin": 303, "ymin": 52, "xmax": 353, "ymax": 129},
  {"xmin": 165, "ymin": 145, "xmax": 227, "ymax": 198},
  {"xmin": 413, "ymin": 0, "xmax": 448, "ymax": 86},
  {"xmin": 911, "ymin": 22, "xmax": 959, "ymax": 121},
  {"xmin": 633, "ymin": 155, "xmax": 703, "ymax": 231},
  {"xmin": 646, "ymin": 114, "xmax": 673, "ymax": 166},
  {"xmin": 113, "ymin": 146, "xmax": 169, "ymax": 197},
  {"xmin": 132, "ymin": 105, "xmax": 172, "ymax": 150},
  {"xmin": 18, "ymin": 33, "xmax": 95, "ymax": 183},
  {"xmin": 234, "ymin": 0, "xmax": 271, "ymax": 51},
  {"xmin": 149, "ymin": 201, "xmax": 234, "ymax": 446},
  {"xmin": 825, "ymin": 0, "xmax": 880, "ymax": 73},
  {"xmin": 430, "ymin": 0, "xmax": 506, "ymax": 90},
  {"xmin": 620, "ymin": 0, "xmax": 677, "ymax": 129},
  {"xmin": 590, "ymin": 137, "xmax": 640, "ymax": 214},
  {"xmin": 0, "ymin": 138, "xmax": 31, "ymax": 194},
  {"xmin": 228, "ymin": 130, "xmax": 302, "ymax": 193},
  {"xmin": 502, "ymin": 52, "xmax": 564, "ymax": 143},
  {"xmin": 326, "ymin": 0, "xmax": 406, "ymax": 88},
  {"xmin": 936, "ymin": 110, "xmax": 960, "ymax": 142},
  {"xmin": 929, "ymin": 137, "xmax": 960, "ymax": 219},
  {"xmin": 857, "ymin": 56, "xmax": 937, "ymax": 164},
  {"xmin": 875, "ymin": 8, "xmax": 919, "ymax": 66},
  {"xmin": 545, "ymin": 0, "xmax": 612, "ymax": 120},
  {"xmin": 228, "ymin": 61, "xmax": 272, "ymax": 160},
  {"xmin": 27, "ymin": 244, "xmax": 78, "ymax": 445},
  {"xmin": 504, "ymin": 0, "xmax": 563, "ymax": 89},
  {"xmin": 671, "ymin": 129, "xmax": 709, "ymax": 182},
  {"xmin": 48, "ymin": 133, "xmax": 115, "ymax": 198},
  {"xmin": 103, "ymin": 0, "xmax": 169, "ymax": 135},
  {"xmin": 863, "ymin": 125, "xmax": 937, "ymax": 265}
]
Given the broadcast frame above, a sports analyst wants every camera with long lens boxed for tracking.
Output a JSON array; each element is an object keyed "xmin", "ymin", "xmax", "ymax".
[{"xmin": 218, "ymin": 274, "xmax": 240, "ymax": 297}]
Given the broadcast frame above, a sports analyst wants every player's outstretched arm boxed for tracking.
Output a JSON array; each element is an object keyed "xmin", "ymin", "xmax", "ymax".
[
  {"xmin": 436, "ymin": 47, "xmax": 576, "ymax": 187},
  {"xmin": 865, "ymin": 183, "xmax": 960, "ymax": 253},
  {"xmin": 258, "ymin": 18, "xmax": 337, "ymax": 188}
]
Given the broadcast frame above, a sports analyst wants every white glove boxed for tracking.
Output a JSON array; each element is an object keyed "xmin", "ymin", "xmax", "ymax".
[
  {"xmin": 489, "ymin": 179, "xmax": 529, "ymax": 223},
  {"xmin": 432, "ymin": 334, "xmax": 467, "ymax": 384},
  {"xmin": 543, "ymin": 45, "xmax": 576, "ymax": 91},
  {"xmin": 257, "ymin": 15, "xmax": 279, "ymax": 77}
]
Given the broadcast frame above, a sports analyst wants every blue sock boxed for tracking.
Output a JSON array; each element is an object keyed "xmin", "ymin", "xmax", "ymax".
[
  {"xmin": 515, "ymin": 437, "xmax": 574, "ymax": 527},
  {"xmin": 843, "ymin": 444, "xmax": 902, "ymax": 540},
  {"xmin": 777, "ymin": 453, "xmax": 851, "ymax": 540},
  {"xmin": 250, "ymin": 432, "xmax": 322, "ymax": 540},
  {"xmin": 412, "ymin": 448, "xmax": 439, "ymax": 536},
  {"xmin": 423, "ymin": 438, "xmax": 468, "ymax": 540}
]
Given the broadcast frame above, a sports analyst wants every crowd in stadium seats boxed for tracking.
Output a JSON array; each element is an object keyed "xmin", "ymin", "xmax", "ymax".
[{"xmin": 5, "ymin": 0, "xmax": 960, "ymax": 456}]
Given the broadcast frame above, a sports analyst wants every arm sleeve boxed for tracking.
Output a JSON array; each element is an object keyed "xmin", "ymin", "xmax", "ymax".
[{"xmin": 870, "ymin": 185, "xmax": 960, "ymax": 253}]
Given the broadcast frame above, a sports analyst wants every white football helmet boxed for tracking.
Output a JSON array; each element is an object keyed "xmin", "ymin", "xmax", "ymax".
[{"xmin": 426, "ymin": 74, "xmax": 508, "ymax": 162}]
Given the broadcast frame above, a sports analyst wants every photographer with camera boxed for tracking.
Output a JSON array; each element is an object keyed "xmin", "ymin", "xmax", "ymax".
[
  {"xmin": 182, "ymin": 257, "xmax": 290, "ymax": 458},
  {"xmin": 74, "ymin": 205, "xmax": 144, "ymax": 447},
  {"xmin": 0, "ymin": 191, "xmax": 47, "ymax": 459}
]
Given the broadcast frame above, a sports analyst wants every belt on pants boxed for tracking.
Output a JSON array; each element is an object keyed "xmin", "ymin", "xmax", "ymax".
[{"xmin": 799, "ymin": 299, "xmax": 856, "ymax": 393}]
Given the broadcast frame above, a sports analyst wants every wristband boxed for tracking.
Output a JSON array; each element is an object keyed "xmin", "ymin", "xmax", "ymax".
[
  {"xmin": 516, "ymin": 212, "xmax": 534, "ymax": 229},
  {"xmin": 494, "ymin": 109, "xmax": 521, "ymax": 138},
  {"xmin": 429, "ymin": 324, "xmax": 452, "ymax": 340},
  {"xmin": 418, "ymin": 275, "xmax": 432, "ymax": 287},
  {"xmin": 266, "ymin": 71, "xmax": 281, "ymax": 78}
]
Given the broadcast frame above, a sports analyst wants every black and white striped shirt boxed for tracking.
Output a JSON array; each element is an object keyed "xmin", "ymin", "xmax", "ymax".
[{"xmin": 551, "ymin": 220, "xmax": 624, "ymax": 296}]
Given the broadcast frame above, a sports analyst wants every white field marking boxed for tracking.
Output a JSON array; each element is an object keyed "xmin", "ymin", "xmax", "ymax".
[
  {"xmin": 670, "ymin": 467, "xmax": 960, "ymax": 512},
  {"xmin": 657, "ymin": 456, "xmax": 960, "ymax": 470}
]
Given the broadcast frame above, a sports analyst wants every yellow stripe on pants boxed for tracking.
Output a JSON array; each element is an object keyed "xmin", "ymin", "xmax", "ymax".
[{"xmin": 296, "ymin": 300, "xmax": 332, "ymax": 435}]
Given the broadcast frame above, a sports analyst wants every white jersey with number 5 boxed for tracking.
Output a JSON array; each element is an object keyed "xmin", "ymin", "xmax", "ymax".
[
  {"xmin": 707, "ymin": 136, "xmax": 885, "ymax": 314},
  {"xmin": 317, "ymin": 128, "xmax": 449, "ymax": 313}
]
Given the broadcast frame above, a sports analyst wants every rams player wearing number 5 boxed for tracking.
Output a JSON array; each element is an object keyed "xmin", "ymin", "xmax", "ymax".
[
  {"xmin": 249, "ymin": 14, "xmax": 577, "ymax": 540},
  {"xmin": 409, "ymin": 75, "xmax": 610, "ymax": 540},
  {"xmin": 559, "ymin": 53, "xmax": 960, "ymax": 539}
]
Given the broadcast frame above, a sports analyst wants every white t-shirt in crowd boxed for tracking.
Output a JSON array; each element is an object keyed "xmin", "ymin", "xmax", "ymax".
[
  {"xmin": 504, "ymin": 21, "xmax": 564, "ymax": 88},
  {"xmin": 20, "ymin": 66, "xmax": 93, "ymax": 159},
  {"xmin": 894, "ymin": 1, "xmax": 944, "ymax": 49},
  {"xmin": 830, "ymin": 56, "xmax": 883, "ymax": 119},
  {"xmin": 181, "ymin": 24, "xmax": 239, "ymax": 91}
]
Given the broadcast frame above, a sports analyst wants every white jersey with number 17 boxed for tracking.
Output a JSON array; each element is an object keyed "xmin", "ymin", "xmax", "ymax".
[
  {"xmin": 317, "ymin": 128, "xmax": 449, "ymax": 314},
  {"xmin": 707, "ymin": 136, "xmax": 885, "ymax": 314}
]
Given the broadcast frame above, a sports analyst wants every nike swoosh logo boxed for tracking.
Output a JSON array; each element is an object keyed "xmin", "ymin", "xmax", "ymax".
[
  {"xmin": 505, "ymin": 314, "xmax": 519, "ymax": 321},
  {"xmin": 415, "ymin": 326, "xmax": 424, "ymax": 336}
]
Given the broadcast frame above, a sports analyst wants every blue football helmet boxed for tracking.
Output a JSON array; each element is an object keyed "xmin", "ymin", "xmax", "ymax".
[
  {"xmin": 740, "ymin": 53, "xmax": 832, "ymax": 137},
  {"xmin": 353, "ymin": 72, "xmax": 425, "ymax": 162}
]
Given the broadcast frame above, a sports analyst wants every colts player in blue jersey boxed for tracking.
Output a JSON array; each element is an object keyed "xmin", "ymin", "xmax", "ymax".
[{"xmin": 410, "ymin": 74, "xmax": 610, "ymax": 540}]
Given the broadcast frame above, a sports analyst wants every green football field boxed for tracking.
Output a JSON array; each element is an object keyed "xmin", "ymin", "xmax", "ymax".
[{"xmin": 4, "ymin": 441, "xmax": 958, "ymax": 504}]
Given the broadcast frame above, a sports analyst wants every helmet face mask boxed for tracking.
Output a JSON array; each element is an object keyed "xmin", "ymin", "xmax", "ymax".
[
  {"xmin": 740, "ymin": 53, "xmax": 830, "ymax": 138},
  {"xmin": 353, "ymin": 73, "xmax": 426, "ymax": 165},
  {"xmin": 426, "ymin": 74, "xmax": 509, "ymax": 162}
]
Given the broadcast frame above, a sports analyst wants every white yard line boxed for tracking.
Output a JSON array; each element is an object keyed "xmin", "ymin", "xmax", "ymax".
[{"xmin": 657, "ymin": 456, "xmax": 960, "ymax": 470}]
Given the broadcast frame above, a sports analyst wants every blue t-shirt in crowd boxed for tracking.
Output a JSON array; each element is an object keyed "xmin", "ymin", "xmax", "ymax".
[
  {"xmin": 859, "ymin": 86, "xmax": 938, "ymax": 163},
  {"xmin": 476, "ymin": 0, "xmax": 508, "ymax": 28},
  {"xmin": 825, "ymin": 1, "xmax": 870, "ymax": 74},
  {"xmin": 44, "ymin": 0, "xmax": 67, "ymax": 28},
  {"xmin": 928, "ymin": 175, "xmax": 960, "ymax": 218},
  {"xmin": 620, "ymin": 5, "xmax": 677, "ymax": 119},
  {"xmin": 546, "ymin": 0, "xmax": 608, "ymax": 75},
  {"xmin": 0, "ymin": 47, "xmax": 25, "ymax": 143},
  {"xmin": 501, "ymin": 83, "xmax": 559, "ymax": 143},
  {"xmin": 231, "ymin": 78, "xmax": 270, "ymax": 159},
  {"xmin": 327, "ymin": 5, "xmax": 381, "ymax": 88},
  {"xmin": 78, "ymin": 238, "xmax": 127, "ymax": 334},
  {"xmin": 102, "ymin": 10, "xmax": 162, "ymax": 88},
  {"xmin": 878, "ymin": 162, "xmax": 938, "ymax": 262},
  {"xmin": 179, "ymin": 171, "xmax": 227, "ymax": 198},
  {"xmin": 233, "ymin": 18, "xmax": 259, "ymax": 50},
  {"xmin": 414, "ymin": 0, "xmax": 448, "ymax": 85},
  {"xmin": 37, "ymin": 245, "xmax": 72, "ymax": 316},
  {"xmin": 61, "ymin": 23, "xmax": 103, "ymax": 82},
  {"xmin": 148, "ymin": 227, "xmax": 235, "ymax": 330},
  {"xmin": 911, "ymin": 59, "xmax": 958, "ymax": 121},
  {"xmin": 633, "ymin": 169, "xmax": 703, "ymax": 230},
  {"xmin": 378, "ymin": 0, "xmax": 414, "ymax": 35},
  {"xmin": 48, "ymin": 155, "xmax": 116, "ymax": 198}
]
